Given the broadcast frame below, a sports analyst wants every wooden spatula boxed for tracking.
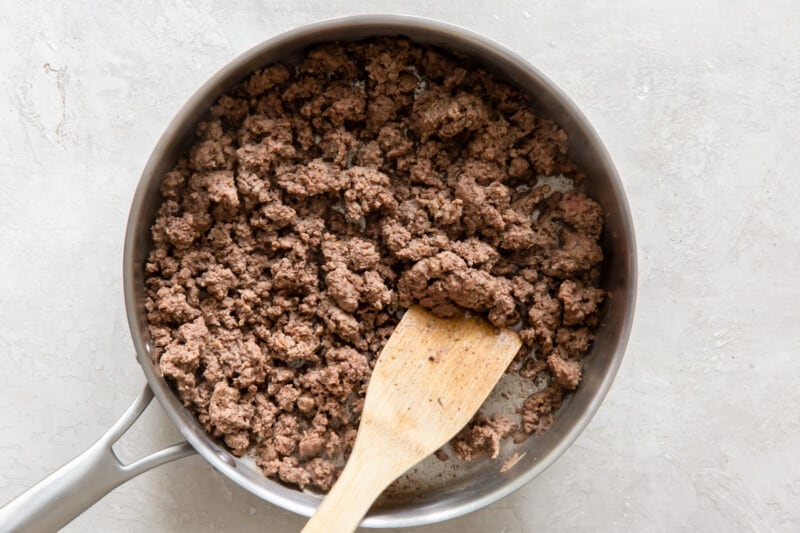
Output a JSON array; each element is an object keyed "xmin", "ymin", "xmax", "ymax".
[{"xmin": 301, "ymin": 305, "xmax": 522, "ymax": 533}]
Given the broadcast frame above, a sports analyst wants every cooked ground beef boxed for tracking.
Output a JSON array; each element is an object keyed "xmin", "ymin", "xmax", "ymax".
[{"xmin": 145, "ymin": 38, "xmax": 605, "ymax": 492}]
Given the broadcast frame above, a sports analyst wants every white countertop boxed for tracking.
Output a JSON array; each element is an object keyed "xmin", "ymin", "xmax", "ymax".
[{"xmin": 1, "ymin": 1, "xmax": 799, "ymax": 531}]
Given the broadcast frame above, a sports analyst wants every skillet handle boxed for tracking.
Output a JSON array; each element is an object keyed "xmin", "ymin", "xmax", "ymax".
[{"xmin": 0, "ymin": 385, "xmax": 196, "ymax": 533}]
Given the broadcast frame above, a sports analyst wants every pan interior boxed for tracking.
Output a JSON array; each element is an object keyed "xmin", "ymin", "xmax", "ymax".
[{"xmin": 123, "ymin": 15, "xmax": 636, "ymax": 528}]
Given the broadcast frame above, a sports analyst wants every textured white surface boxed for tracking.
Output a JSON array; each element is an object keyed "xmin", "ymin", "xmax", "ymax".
[{"xmin": 1, "ymin": 1, "xmax": 799, "ymax": 532}]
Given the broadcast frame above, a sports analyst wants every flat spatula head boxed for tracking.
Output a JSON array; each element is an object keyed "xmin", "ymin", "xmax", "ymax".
[
  {"xmin": 361, "ymin": 305, "xmax": 522, "ymax": 457},
  {"xmin": 302, "ymin": 306, "xmax": 521, "ymax": 533}
]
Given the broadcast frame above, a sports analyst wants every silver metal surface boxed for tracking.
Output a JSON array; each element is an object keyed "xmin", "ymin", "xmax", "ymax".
[
  {"xmin": 0, "ymin": 15, "xmax": 636, "ymax": 531},
  {"xmin": 0, "ymin": 387, "xmax": 195, "ymax": 532},
  {"xmin": 123, "ymin": 14, "xmax": 637, "ymax": 527}
]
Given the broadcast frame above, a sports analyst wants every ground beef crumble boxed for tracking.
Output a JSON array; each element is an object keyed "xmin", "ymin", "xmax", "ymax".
[{"xmin": 145, "ymin": 38, "xmax": 606, "ymax": 492}]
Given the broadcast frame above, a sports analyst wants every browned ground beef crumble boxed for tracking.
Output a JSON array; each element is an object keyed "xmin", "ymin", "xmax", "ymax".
[{"xmin": 145, "ymin": 38, "xmax": 605, "ymax": 491}]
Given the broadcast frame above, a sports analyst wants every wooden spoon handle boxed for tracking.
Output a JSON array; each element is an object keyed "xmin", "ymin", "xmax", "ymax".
[{"xmin": 301, "ymin": 443, "xmax": 399, "ymax": 533}]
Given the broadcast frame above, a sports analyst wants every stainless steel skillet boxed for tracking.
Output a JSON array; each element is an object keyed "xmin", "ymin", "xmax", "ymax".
[{"xmin": 0, "ymin": 15, "xmax": 637, "ymax": 532}]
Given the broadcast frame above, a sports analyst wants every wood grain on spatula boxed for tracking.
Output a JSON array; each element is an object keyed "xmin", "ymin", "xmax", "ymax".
[{"xmin": 301, "ymin": 305, "xmax": 522, "ymax": 533}]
